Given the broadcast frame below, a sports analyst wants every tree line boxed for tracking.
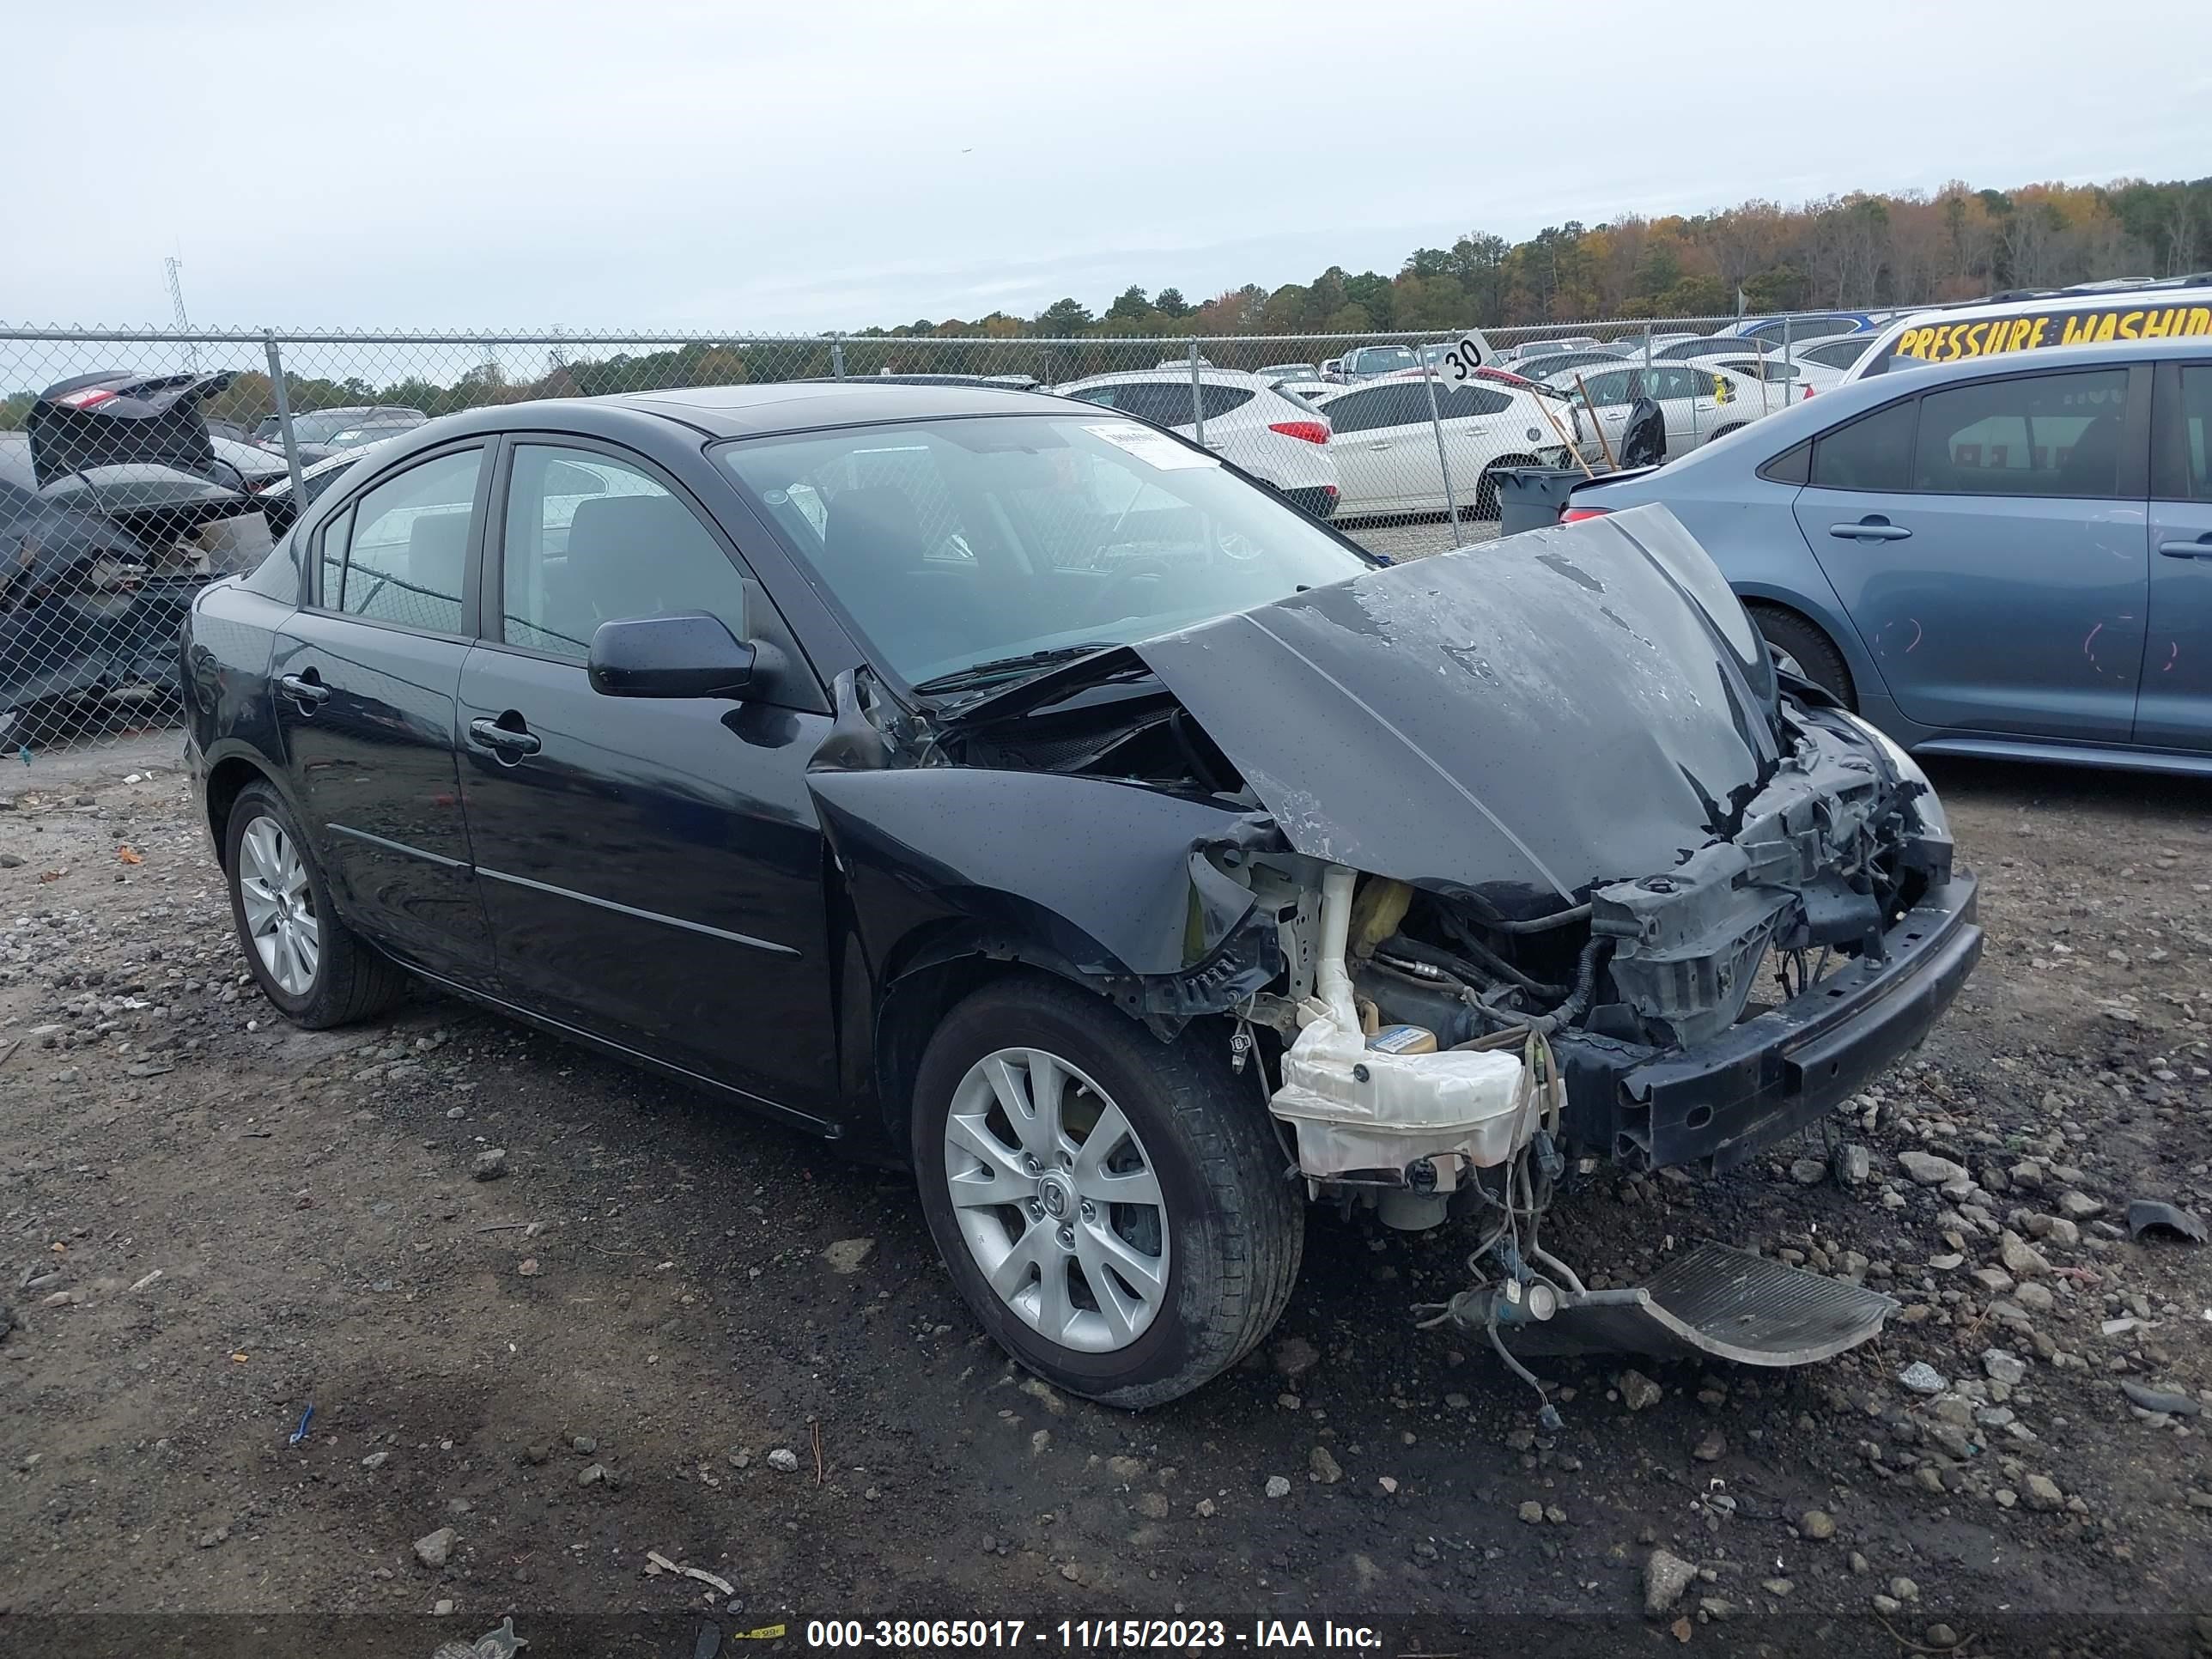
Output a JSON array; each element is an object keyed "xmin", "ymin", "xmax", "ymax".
[{"xmin": 5, "ymin": 173, "xmax": 2206, "ymax": 431}]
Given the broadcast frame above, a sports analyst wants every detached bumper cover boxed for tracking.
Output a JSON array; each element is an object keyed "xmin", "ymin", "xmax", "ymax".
[{"xmin": 1559, "ymin": 871, "xmax": 1980, "ymax": 1171}]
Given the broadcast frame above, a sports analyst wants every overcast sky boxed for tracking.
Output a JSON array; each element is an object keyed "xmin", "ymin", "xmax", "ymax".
[{"xmin": 10, "ymin": 0, "xmax": 2211, "ymax": 336}]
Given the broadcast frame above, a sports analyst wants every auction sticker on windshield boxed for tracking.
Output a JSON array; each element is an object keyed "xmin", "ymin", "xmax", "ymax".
[{"xmin": 1085, "ymin": 422, "xmax": 1219, "ymax": 469}]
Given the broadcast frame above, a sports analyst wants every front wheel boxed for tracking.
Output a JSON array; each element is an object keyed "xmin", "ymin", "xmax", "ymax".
[
  {"xmin": 1747, "ymin": 603, "xmax": 1856, "ymax": 708},
  {"xmin": 222, "ymin": 781, "xmax": 407, "ymax": 1028},
  {"xmin": 911, "ymin": 975, "xmax": 1304, "ymax": 1408}
]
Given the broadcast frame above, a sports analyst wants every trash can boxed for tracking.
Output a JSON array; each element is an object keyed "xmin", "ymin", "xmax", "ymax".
[{"xmin": 1492, "ymin": 467, "xmax": 1583, "ymax": 538}]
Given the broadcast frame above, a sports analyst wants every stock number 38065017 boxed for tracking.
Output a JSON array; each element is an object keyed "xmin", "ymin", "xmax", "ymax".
[{"xmin": 805, "ymin": 1619, "xmax": 1231, "ymax": 1649}]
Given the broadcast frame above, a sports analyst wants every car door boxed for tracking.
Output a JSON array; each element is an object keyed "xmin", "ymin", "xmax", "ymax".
[
  {"xmin": 1570, "ymin": 368, "xmax": 1638, "ymax": 462},
  {"xmin": 1322, "ymin": 383, "xmax": 1443, "ymax": 512},
  {"xmin": 269, "ymin": 442, "xmax": 498, "ymax": 988},
  {"xmin": 1790, "ymin": 364, "xmax": 2148, "ymax": 740},
  {"xmin": 1431, "ymin": 382, "xmax": 1528, "ymax": 503},
  {"xmin": 2141, "ymin": 359, "xmax": 2212, "ymax": 750},
  {"xmin": 454, "ymin": 436, "xmax": 841, "ymax": 1121}
]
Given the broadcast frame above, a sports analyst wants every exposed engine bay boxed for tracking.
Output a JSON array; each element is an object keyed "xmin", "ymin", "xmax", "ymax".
[{"xmin": 807, "ymin": 507, "xmax": 1980, "ymax": 1402}]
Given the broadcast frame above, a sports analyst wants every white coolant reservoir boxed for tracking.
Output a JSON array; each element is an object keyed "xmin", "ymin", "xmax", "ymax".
[{"xmin": 1270, "ymin": 1012, "xmax": 1533, "ymax": 1182}]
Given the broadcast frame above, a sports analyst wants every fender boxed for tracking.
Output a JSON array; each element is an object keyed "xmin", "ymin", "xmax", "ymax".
[{"xmin": 809, "ymin": 763, "xmax": 1279, "ymax": 1007}]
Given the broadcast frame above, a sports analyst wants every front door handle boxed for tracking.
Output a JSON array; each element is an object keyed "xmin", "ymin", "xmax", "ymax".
[
  {"xmin": 1364, "ymin": 440, "xmax": 1390, "ymax": 449},
  {"xmin": 468, "ymin": 717, "xmax": 542, "ymax": 760},
  {"xmin": 2157, "ymin": 538, "xmax": 2212, "ymax": 559},
  {"xmin": 1830, "ymin": 520, "xmax": 1913, "ymax": 542},
  {"xmin": 277, "ymin": 672, "xmax": 328, "ymax": 708}
]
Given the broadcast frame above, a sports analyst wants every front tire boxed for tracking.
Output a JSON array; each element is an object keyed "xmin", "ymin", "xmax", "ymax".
[
  {"xmin": 911, "ymin": 975, "xmax": 1304, "ymax": 1408},
  {"xmin": 222, "ymin": 781, "xmax": 407, "ymax": 1029},
  {"xmin": 1747, "ymin": 603, "xmax": 1856, "ymax": 708}
]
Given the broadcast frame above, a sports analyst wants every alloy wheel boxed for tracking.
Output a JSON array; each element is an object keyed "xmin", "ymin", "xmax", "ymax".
[
  {"xmin": 941, "ymin": 1047, "xmax": 1170, "ymax": 1353},
  {"xmin": 236, "ymin": 814, "xmax": 319, "ymax": 996}
]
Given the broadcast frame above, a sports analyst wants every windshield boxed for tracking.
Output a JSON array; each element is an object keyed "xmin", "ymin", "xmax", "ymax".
[
  {"xmin": 718, "ymin": 414, "xmax": 1370, "ymax": 689},
  {"xmin": 1355, "ymin": 347, "xmax": 1419, "ymax": 373}
]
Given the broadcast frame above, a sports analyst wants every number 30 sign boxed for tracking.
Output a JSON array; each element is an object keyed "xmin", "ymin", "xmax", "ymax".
[{"xmin": 1434, "ymin": 328, "xmax": 1496, "ymax": 384}]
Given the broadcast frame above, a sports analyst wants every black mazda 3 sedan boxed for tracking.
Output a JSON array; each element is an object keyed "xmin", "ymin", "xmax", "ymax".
[{"xmin": 183, "ymin": 383, "xmax": 1978, "ymax": 1407}]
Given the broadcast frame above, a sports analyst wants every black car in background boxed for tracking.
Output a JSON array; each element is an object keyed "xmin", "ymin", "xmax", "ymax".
[
  {"xmin": 2, "ymin": 372, "xmax": 275, "ymax": 738},
  {"xmin": 180, "ymin": 383, "xmax": 1977, "ymax": 1407}
]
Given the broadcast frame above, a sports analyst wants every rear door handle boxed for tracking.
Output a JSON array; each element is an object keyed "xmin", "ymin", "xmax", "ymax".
[
  {"xmin": 2157, "ymin": 538, "xmax": 2212, "ymax": 559},
  {"xmin": 1829, "ymin": 520, "xmax": 1912, "ymax": 542},
  {"xmin": 277, "ymin": 672, "xmax": 328, "ymax": 708},
  {"xmin": 468, "ymin": 717, "xmax": 542, "ymax": 759}
]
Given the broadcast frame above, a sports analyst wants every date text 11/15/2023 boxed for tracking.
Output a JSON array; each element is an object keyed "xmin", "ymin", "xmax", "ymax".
[{"xmin": 804, "ymin": 1618, "xmax": 1385, "ymax": 1650}]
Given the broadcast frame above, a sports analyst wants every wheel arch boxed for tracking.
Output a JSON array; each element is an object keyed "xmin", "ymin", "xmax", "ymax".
[
  {"xmin": 858, "ymin": 891, "xmax": 1279, "ymax": 1162},
  {"xmin": 1733, "ymin": 582, "xmax": 1881, "ymax": 708},
  {"xmin": 202, "ymin": 748, "xmax": 292, "ymax": 872}
]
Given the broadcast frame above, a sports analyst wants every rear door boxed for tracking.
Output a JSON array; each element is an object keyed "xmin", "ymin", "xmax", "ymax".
[
  {"xmin": 1431, "ymin": 382, "xmax": 1526, "ymax": 507},
  {"xmin": 2141, "ymin": 360, "xmax": 2212, "ymax": 750},
  {"xmin": 1791, "ymin": 364, "xmax": 2148, "ymax": 739},
  {"xmin": 1318, "ymin": 383, "xmax": 1442, "ymax": 512},
  {"xmin": 454, "ymin": 437, "xmax": 840, "ymax": 1118},
  {"xmin": 270, "ymin": 442, "xmax": 498, "ymax": 987}
]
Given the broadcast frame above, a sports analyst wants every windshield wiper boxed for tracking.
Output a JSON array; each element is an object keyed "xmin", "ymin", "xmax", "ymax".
[{"xmin": 912, "ymin": 641, "xmax": 1123, "ymax": 695}]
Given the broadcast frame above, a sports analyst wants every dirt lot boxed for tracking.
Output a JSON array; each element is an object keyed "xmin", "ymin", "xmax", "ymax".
[{"xmin": 3, "ymin": 733, "xmax": 2211, "ymax": 1658}]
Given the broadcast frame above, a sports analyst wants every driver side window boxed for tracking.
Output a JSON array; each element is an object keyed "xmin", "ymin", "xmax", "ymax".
[{"xmin": 499, "ymin": 446, "xmax": 748, "ymax": 659}]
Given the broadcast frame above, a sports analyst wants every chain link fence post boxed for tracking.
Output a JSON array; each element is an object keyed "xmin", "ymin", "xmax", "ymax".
[
  {"xmin": 261, "ymin": 331, "xmax": 307, "ymax": 504},
  {"xmin": 831, "ymin": 334, "xmax": 847, "ymax": 381},
  {"xmin": 1189, "ymin": 348, "xmax": 1204, "ymax": 446},
  {"xmin": 1418, "ymin": 363, "xmax": 1465, "ymax": 549}
]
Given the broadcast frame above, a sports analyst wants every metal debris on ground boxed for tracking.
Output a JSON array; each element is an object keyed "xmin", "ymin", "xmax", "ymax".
[
  {"xmin": 646, "ymin": 1550, "xmax": 737, "ymax": 1597},
  {"xmin": 429, "ymin": 1615, "xmax": 527, "ymax": 1659},
  {"xmin": 287, "ymin": 1404, "xmax": 313, "ymax": 1446}
]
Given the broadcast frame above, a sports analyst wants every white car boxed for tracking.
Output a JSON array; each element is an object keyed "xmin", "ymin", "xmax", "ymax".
[
  {"xmin": 1705, "ymin": 354, "xmax": 1844, "ymax": 397},
  {"xmin": 1307, "ymin": 374, "xmax": 1579, "ymax": 519},
  {"xmin": 1542, "ymin": 360, "xmax": 1784, "ymax": 463},
  {"xmin": 1054, "ymin": 369, "xmax": 1341, "ymax": 519},
  {"xmin": 1838, "ymin": 277, "xmax": 2212, "ymax": 382}
]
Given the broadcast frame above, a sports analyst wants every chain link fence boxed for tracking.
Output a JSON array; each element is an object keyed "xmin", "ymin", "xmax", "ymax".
[{"xmin": 1, "ymin": 314, "xmax": 1853, "ymax": 750}]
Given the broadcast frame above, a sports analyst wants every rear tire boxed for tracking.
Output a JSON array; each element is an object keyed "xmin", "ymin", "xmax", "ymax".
[
  {"xmin": 911, "ymin": 974, "xmax": 1304, "ymax": 1408},
  {"xmin": 1747, "ymin": 604, "xmax": 1856, "ymax": 708},
  {"xmin": 222, "ymin": 781, "xmax": 407, "ymax": 1029},
  {"xmin": 1704, "ymin": 422, "xmax": 1745, "ymax": 445}
]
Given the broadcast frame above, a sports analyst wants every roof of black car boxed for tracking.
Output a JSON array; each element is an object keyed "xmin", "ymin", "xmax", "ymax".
[{"xmin": 609, "ymin": 380, "xmax": 1060, "ymax": 435}]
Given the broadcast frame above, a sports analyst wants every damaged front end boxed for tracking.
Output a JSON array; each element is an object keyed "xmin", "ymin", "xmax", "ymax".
[{"xmin": 811, "ymin": 505, "xmax": 1975, "ymax": 1394}]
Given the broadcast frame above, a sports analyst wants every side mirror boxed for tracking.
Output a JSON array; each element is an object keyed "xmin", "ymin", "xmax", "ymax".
[{"xmin": 587, "ymin": 612, "xmax": 756, "ymax": 700}]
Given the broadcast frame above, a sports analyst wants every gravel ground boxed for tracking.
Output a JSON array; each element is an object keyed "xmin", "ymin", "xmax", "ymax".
[{"xmin": 3, "ymin": 727, "xmax": 2212, "ymax": 1656}]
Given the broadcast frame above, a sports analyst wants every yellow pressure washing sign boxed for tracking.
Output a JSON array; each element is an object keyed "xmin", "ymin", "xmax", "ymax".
[{"xmin": 1888, "ymin": 303, "xmax": 2212, "ymax": 368}]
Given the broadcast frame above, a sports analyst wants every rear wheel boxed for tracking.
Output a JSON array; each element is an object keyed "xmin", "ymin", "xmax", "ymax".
[
  {"xmin": 1747, "ymin": 603, "xmax": 1856, "ymax": 708},
  {"xmin": 1704, "ymin": 422, "xmax": 1745, "ymax": 445},
  {"xmin": 911, "ymin": 975, "xmax": 1303, "ymax": 1408},
  {"xmin": 222, "ymin": 781, "xmax": 407, "ymax": 1029}
]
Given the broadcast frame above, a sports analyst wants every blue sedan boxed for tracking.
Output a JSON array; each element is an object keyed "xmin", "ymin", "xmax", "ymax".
[{"xmin": 1564, "ymin": 335, "xmax": 2212, "ymax": 775}]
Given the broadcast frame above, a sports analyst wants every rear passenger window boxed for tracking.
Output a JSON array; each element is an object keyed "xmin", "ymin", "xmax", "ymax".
[
  {"xmin": 1326, "ymin": 385, "xmax": 1432, "ymax": 433},
  {"xmin": 1911, "ymin": 368, "xmax": 2128, "ymax": 498},
  {"xmin": 330, "ymin": 450, "xmax": 483, "ymax": 632},
  {"xmin": 1436, "ymin": 386, "xmax": 1512, "ymax": 419},
  {"xmin": 1195, "ymin": 385, "xmax": 1254, "ymax": 422},
  {"xmin": 1810, "ymin": 399, "xmax": 1916, "ymax": 491},
  {"xmin": 2149, "ymin": 371, "xmax": 2203, "ymax": 506}
]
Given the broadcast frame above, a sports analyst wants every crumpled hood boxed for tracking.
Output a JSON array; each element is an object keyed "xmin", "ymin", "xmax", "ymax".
[{"xmin": 1131, "ymin": 505, "xmax": 1784, "ymax": 911}]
